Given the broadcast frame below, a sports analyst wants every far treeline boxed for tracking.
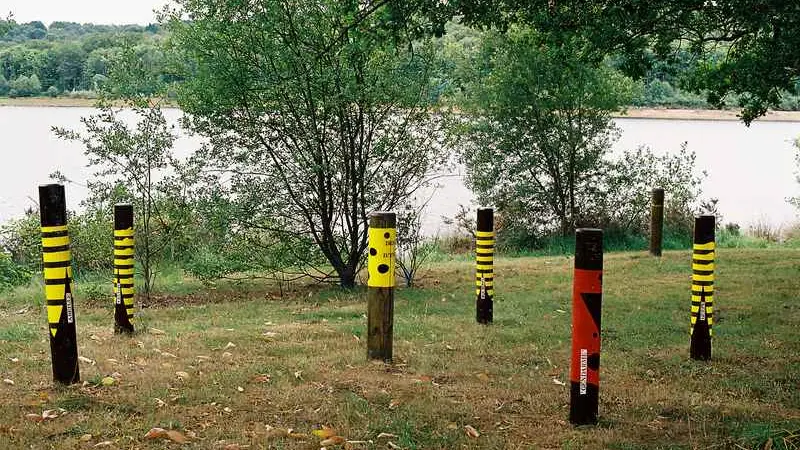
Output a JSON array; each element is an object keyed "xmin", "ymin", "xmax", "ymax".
[
  {"xmin": 1, "ymin": 1, "xmax": 799, "ymax": 294},
  {"xmin": 2, "ymin": 12, "xmax": 800, "ymax": 111}
]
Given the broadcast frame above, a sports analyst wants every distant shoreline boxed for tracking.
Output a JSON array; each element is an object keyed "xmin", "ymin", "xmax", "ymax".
[
  {"xmin": 616, "ymin": 107, "xmax": 800, "ymax": 122},
  {"xmin": 2, "ymin": 98, "xmax": 800, "ymax": 122}
]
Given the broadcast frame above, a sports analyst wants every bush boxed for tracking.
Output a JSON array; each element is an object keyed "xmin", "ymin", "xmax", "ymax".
[
  {"xmin": 0, "ymin": 253, "xmax": 31, "ymax": 292},
  {"xmin": 46, "ymin": 85, "xmax": 59, "ymax": 97}
]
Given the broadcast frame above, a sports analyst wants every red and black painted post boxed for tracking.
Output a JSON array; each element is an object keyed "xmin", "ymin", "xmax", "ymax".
[
  {"xmin": 690, "ymin": 215, "xmax": 715, "ymax": 361},
  {"xmin": 113, "ymin": 204, "xmax": 135, "ymax": 334},
  {"xmin": 39, "ymin": 184, "xmax": 80, "ymax": 384},
  {"xmin": 475, "ymin": 208, "xmax": 494, "ymax": 324},
  {"xmin": 569, "ymin": 228, "xmax": 603, "ymax": 425}
]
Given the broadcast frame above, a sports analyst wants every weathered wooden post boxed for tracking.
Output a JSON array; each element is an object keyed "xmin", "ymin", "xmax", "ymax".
[
  {"xmin": 475, "ymin": 207, "xmax": 494, "ymax": 324},
  {"xmin": 650, "ymin": 188, "xmax": 665, "ymax": 256},
  {"xmin": 569, "ymin": 228, "xmax": 603, "ymax": 425},
  {"xmin": 114, "ymin": 204, "xmax": 135, "ymax": 334},
  {"xmin": 690, "ymin": 215, "xmax": 715, "ymax": 361},
  {"xmin": 367, "ymin": 212, "xmax": 396, "ymax": 362},
  {"xmin": 39, "ymin": 184, "xmax": 80, "ymax": 384}
]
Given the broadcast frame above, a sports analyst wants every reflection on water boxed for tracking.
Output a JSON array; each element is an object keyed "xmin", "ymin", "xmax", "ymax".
[{"xmin": 1, "ymin": 107, "xmax": 798, "ymax": 233}]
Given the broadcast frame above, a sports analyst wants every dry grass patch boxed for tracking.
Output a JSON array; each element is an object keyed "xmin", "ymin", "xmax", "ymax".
[{"xmin": 1, "ymin": 248, "xmax": 799, "ymax": 449}]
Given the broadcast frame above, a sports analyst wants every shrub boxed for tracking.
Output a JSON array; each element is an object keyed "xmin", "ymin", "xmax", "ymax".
[{"xmin": 0, "ymin": 253, "xmax": 31, "ymax": 292}]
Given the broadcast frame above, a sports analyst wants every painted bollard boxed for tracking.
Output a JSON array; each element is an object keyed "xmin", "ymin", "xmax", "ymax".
[
  {"xmin": 650, "ymin": 188, "xmax": 664, "ymax": 256},
  {"xmin": 39, "ymin": 184, "xmax": 80, "ymax": 384},
  {"xmin": 569, "ymin": 228, "xmax": 603, "ymax": 425},
  {"xmin": 367, "ymin": 212, "xmax": 396, "ymax": 362},
  {"xmin": 475, "ymin": 208, "xmax": 494, "ymax": 324},
  {"xmin": 114, "ymin": 204, "xmax": 135, "ymax": 334},
  {"xmin": 690, "ymin": 215, "xmax": 715, "ymax": 361}
]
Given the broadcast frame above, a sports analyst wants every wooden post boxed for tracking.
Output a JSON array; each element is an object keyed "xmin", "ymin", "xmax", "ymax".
[
  {"xmin": 114, "ymin": 204, "xmax": 135, "ymax": 334},
  {"xmin": 569, "ymin": 228, "xmax": 603, "ymax": 425},
  {"xmin": 476, "ymin": 208, "xmax": 494, "ymax": 324},
  {"xmin": 690, "ymin": 215, "xmax": 715, "ymax": 361},
  {"xmin": 39, "ymin": 184, "xmax": 80, "ymax": 384},
  {"xmin": 650, "ymin": 188, "xmax": 664, "ymax": 256},
  {"xmin": 367, "ymin": 212, "xmax": 396, "ymax": 362}
]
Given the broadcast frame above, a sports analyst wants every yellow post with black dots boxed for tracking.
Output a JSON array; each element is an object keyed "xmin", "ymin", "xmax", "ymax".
[
  {"xmin": 690, "ymin": 215, "xmax": 715, "ymax": 361},
  {"xmin": 476, "ymin": 208, "xmax": 494, "ymax": 324},
  {"xmin": 367, "ymin": 212, "xmax": 396, "ymax": 362},
  {"xmin": 39, "ymin": 184, "xmax": 80, "ymax": 384},
  {"xmin": 113, "ymin": 204, "xmax": 135, "ymax": 334}
]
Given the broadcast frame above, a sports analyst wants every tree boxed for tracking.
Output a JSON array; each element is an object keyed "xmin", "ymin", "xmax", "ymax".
[
  {"xmin": 53, "ymin": 102, "xmax": 181, "ymax": 300},
  {"xmin": 460, "ymin": 28, "xmax": 633, "ymax": 236},
  {"xmin": 169, "ymin": 0, "xmax": 447, "ymax": 288},
  {"xmin": 449, "ymin": 0, "xmax": 800, "ymax": 124}
]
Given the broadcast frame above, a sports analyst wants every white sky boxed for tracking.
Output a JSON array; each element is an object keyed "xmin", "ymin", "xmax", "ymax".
[{"xmin": 0, "ymin": 0, "xmax": 173, "ymax": 25}]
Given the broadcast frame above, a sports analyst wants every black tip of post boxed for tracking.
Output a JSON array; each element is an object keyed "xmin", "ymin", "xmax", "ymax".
[
  {"xmin": 39, "ymin": 184, "xmax": 67, "ymax": 227},
  {"xmin": 477, "ymin": 207, "xmax": 494, "ymax": 232},
  {"xmin": 114, "ymin": 204, "xmax": 134, "ymax": 229},
  {"xmin": 370, "ymin": 211, "xmax": 396, "ymax": 228},
  {"xmin": 694, "ymin": 215, "xmax": 715, "ymax": 244},
  {"xmin": 575, "ymin": 228, "xmax": 603, "ymax": 271}
]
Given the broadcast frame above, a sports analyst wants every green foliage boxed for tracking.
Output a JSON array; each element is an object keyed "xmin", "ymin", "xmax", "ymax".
[
  {"xmin": 0, "ymin": 21, "xmax": 168, "ymax": 97},
  {"xmin": 459, "ymin": 27, "xmax": 634, "ymax": 236},
  {"xmin": 170, "ymin": 0, "xmax": 448, "ymax": 288},
  {"xmin": 8, "ymin": 73, "xmax": 41, "ymax": 96},
  {"xmin": 0, "ymin": 252, "xmax": 31, "ymax": 292},
  {"xmin": 53, "ymin": 103, "xmax": 183, "ymax": 296}
]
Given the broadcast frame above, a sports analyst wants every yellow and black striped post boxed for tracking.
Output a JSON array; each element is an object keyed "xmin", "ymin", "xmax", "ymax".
[
  {"xmin": 690, "ymin": 215, "xmax": 715, "ymax": 361},
  {"xmin": 39, "ymin": 184, "xmax": 80, "ymax": 384},
  {"xmin": 475, "ymin": 208, "xmax": 494, "ymax": 324},
  {"xmin": 649, "ymin": 188, "xmax": 664, "ymax": 256},
  {"xmin": 367, "ymin": 212, "xmax": 396, "ymax": 362},
  {"xmin": 114, "ymin": 204, "xmax": 135, "ymax": 334}
]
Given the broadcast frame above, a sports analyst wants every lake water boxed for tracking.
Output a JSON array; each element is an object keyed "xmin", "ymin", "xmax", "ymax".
[{"xmin": 1, "ymin": 106, "xmax": 799, "ymax": 233}]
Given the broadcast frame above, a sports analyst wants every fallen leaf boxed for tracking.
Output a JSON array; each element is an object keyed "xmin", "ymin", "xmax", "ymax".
[
  {"xmin": 145, "ymin": 428, "xmax": 168, "ymax": 440},
  {"xmin": 312, "ymin": 426, "xmax": 337, "ymax": 439},
  {"xmin": 93, "ymin": 441, "xmax": 114, "ymax": 447},
  {"xmin": 236, "ymin": 386, "xmax": 244, "ymax": 393},
  {"xmin": 25, "ymin": 413, "xmax": 43, "ymax": 423},
  {"xmin": 224, "ymin": 342, "xmax": 236, "ymax": 350},
  {"xmin": 320, "ymin": 436, "xmax": 346, "ymax": 446},
  {"xmin": 388, "ymin": 399, "xmax": 400, "ymax": 410},
  {"xmin": 464, "ymin": 425, "xmax": 480, "ymax": 439},
  {"xmin": 80, "ymin": 434, "xmax": 93, "ymax": 442},
  {"xmin": 101, "ymin": 377, "xmax": 115, "ymax": 386},
  {"xmin": 387, "ymin": 442, "xmax": 402, "ymax": 449},
  {"xmin": 154, "ymin": 398, "xmax": 166, "ymax": 408},
  {"xmin": 552, "ymin": 378, "xmax": 566, "ymax": 386},
  {"xmin": 377, "ymin": 433, "xmax": 397, "ymax": 439},
  {"xmin": 445, "ymin": 345, "xmax": 454, "ymax": 351},
  {"xmin": 294, "ymin": 371, "xmax": 303, "ymax": 380},
  {"xmin": 176, "ymin": 371, "xmax": 190, "ymax": 380},
  {"xmin": 149, "ymin": 328, "xmax": 166, "ymax": 335},
  {"xmin": 106, "ymin": 359, "xmax": 119, "ymax": 364},
  {"xmin": 90, "ymin": 334, "xmax": 102, "ymax": 341},
  {"xmin": 9, "ymin": 357, "xmax": 19, "ymax": 363},
  {"xmin": 3, "ymin": 379, "xmax": 14, "ymax": 385},
  {"xmin": 79, "ymin": 356, "xmax": 96, "ymax": 365},
  {"xmin": 222, "ymin": 352, "xmax": 233, "ymax": 359},
  {"xmin": 223, "ymin": 407, "xmax": 232, "ymax": 413},
  {"xmin": 166, "ymin": 430, "xmax": 189, "ymax": 443}
]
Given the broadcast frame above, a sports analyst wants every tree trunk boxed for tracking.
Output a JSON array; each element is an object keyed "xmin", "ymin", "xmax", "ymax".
[{"xmin": 339, "ymin": 266, "xmax": 356, "ymax": 289}]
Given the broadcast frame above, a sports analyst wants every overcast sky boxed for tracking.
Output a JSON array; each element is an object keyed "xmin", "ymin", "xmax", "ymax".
[{"xmin": 1, "ymin": 0, "xmax": 173, "ymax": 25}]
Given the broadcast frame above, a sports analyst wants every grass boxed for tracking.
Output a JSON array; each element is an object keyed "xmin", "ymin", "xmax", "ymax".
[{"xmin": 0, "ymin": 248, "xmax": 799, "ymax": 449}]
